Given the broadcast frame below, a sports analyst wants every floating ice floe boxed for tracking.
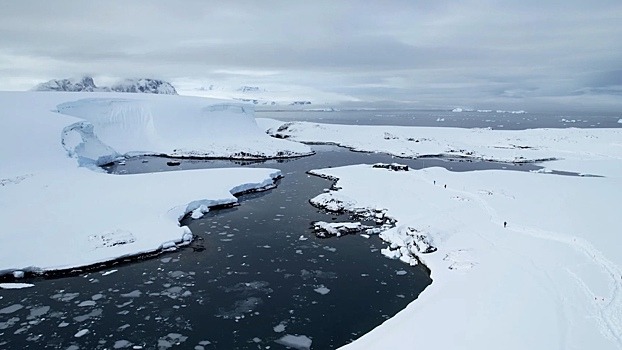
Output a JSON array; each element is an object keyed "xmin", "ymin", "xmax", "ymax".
[
  {"xmin": 0, "ymin": 283, "xmax": 34, "ymax": 289},
  {"xmin": 275, "ymin": 334, "xmax": 312, "ymax": 350}
]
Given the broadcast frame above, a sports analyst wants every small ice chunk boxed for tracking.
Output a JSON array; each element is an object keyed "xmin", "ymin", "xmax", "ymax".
[
  {"xmin": 313, "ymin": 286, "xmax": 330, "ymax": 295},
  {"xmin": 273, "ymin": 323, "xmax": 286, "ymax": 333},
  {"xmin": 78, "ymin": 300, "xmax": 97, "ymax": 307},
  {"xmin": 121, "ymin": 290, "xmax": 142, "ymax": 298},
  {"xmin": 28, "ymin": 306, "xmax": 50, "ymax": 319},
  {"xmin": 12, "ymin": 271, "xmax": 25, "ymax": 278},
  {"xmin": 73, "ymin": 308, "xmax": 103, "ymax": 322},
  {"xmin": 114, "ymin": 340, "xmax": 132, "ymax": 349},
  {"xmin": 0, "ymin": 317, "xmax": 20, "ymax": 330},
  {"xmin": 396, "ymin": 270, "xmax": 408, "ymax": 276},
  {"xmin": 0, "ymin": 304, "xmax": 23, "ymax": 314},
  {"xmin": 75, "ymin": 329, "xmax": 89, "ymax": 337},
  {"xmin": 102, "ymin": 269, "xmax": 118, "ymax": 276},
  {"xmin": 275, "ymin": 334, "xmax": 312, "ymax": 350},
  {"xmin": 0, "ymin": 283, "xmax": 34, "ymax": 289}
]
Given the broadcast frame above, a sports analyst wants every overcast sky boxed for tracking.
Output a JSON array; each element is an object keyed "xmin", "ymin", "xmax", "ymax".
[{"xmin": 1, "ymin": 0, "xmax": 621, "ymax": 111}]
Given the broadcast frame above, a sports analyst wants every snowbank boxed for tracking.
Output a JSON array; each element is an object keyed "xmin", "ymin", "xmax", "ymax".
[
  {"xmin": 309, "ymin": 160, "xmax": 622, "ymax": 349},
  {"xmin": 0, "ymin": 91, "xmax": 302, "ymax": 275},
  {"xmin": 259, "ymin": 119, "xmax": 622, "ymax": 164}
]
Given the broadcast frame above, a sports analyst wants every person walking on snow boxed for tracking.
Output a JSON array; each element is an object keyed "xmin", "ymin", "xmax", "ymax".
[{"xmin": 504, "ymin": 221, "xmax": 507, "ymax": 228}]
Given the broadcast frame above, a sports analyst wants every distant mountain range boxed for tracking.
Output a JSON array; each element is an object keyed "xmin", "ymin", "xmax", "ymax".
[
  {"xmin": 32, "ymin": 77, "xmax": 178, "ymax": 95},
  {"xmin": 196, "ymin": 84, "xmax": 313, "ymax": 106}
]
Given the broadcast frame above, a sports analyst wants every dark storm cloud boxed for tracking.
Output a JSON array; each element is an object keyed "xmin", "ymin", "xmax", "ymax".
[{"xmin": 1, "ymin": 0, "xmax": 621, "ymax": 111}]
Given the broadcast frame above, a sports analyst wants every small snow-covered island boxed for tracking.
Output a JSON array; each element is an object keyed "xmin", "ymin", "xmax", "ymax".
[{"xmin": 1, "ymin": 82, "xmax": 622, "ymax": 349}]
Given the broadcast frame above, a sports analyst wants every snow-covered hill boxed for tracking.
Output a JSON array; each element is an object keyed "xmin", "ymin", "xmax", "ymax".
[{"xmin": 32, "ymin": 77, "xmax": 178, "ymax": 95}]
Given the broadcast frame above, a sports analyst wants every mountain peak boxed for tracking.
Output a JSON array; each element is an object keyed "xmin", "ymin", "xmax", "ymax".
[
  {"xmin": 110, "ymin": 78, "xmax": 177, "ymax": 95},
  {"xmin": 32, "ymin": 76, "xmax": 107, "ymax": 92},
  {"xmin": 32, "ymin": 77, "xmax": 177, "ymax": 95}
]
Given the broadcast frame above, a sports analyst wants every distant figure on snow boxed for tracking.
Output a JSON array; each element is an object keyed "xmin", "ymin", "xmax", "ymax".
[
  {"xmin": 504, "ymin": 221, "xmax": 507, "ymax": 228},
  {"xmin": 444, "ymin": 184, "xmax": 447, "ymax": 189}
]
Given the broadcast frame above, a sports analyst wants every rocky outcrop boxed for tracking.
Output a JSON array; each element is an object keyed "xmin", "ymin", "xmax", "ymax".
[{"xmin": 32, "ymin": 77, "xmax": 109, "ymax": 92}]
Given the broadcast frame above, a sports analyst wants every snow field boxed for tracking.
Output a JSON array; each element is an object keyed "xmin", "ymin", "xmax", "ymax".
[
  {"xmin": 309, "ymin": 163, "xmax": 622, "ymax": 349},
  {"xmin": 0, "ymin": 91, "xmax": 300, "ymax": 275},
  {"xmin": 259, "ymin": 118, "xmax": 622, "ymax": 164}
]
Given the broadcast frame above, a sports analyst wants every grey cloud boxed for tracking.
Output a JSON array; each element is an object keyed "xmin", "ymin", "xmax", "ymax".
[{"xmin": 1, "ymin": 0, "xmax": 621, "ymax": 111}]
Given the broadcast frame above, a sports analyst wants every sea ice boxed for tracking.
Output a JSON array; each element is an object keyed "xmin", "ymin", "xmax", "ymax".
[
  {"xmin": 273, "ymin": 323, "xmax": 286, "ymax": 332},
  {"xmin": 0, "ymin": 304, "xmax": 23, "ymax": 314},
  {"xmin": 74, "ymin": 329, "xmax": 89, "ymax": 338},
  {"xmin": 0, "ymin": 283, "xmax": 34, "ymax": 289},
  {"xmin": 313, "ymin": 286, "xmax": 331, "ymax": 295},
  {"xmin": 275, "ymin": 334, "xmax": 312, "ymax": 350}
]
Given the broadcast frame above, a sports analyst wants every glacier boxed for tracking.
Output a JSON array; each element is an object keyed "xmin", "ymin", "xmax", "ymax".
[{"xmin": 0, "ymin": 91, "xmax": 308, "ymax": 276}]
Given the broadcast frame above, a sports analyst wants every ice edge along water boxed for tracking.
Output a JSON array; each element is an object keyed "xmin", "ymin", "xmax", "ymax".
[
  {"xmin": 264, "ymin": 119, "xmax": 622, "ymax": 349},
  {"xmin": 0, "ymin": 91, "xmax": 310, "ymax": 277}
]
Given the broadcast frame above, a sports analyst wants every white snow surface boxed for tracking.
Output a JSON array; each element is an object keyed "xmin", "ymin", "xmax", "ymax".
[
  {"xmin": 259, "ymin": 119, "xmax": 622, "ymax": 163},
  {"xmin": 267, "ymin": 117, "xmax": 622, "ymax": 349},
  {"xmin": 0, "ymin": 91, "xmax": 301, "ymax": 275},
  {"xmin": 310, "ymin": 160, "xmax": 622, "ymax": 349}
]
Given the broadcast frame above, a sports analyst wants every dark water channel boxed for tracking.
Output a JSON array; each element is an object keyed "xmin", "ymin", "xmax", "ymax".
[{"xmin": 1, "ymin": 145, "xmax": 547, "ymax": 350}]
